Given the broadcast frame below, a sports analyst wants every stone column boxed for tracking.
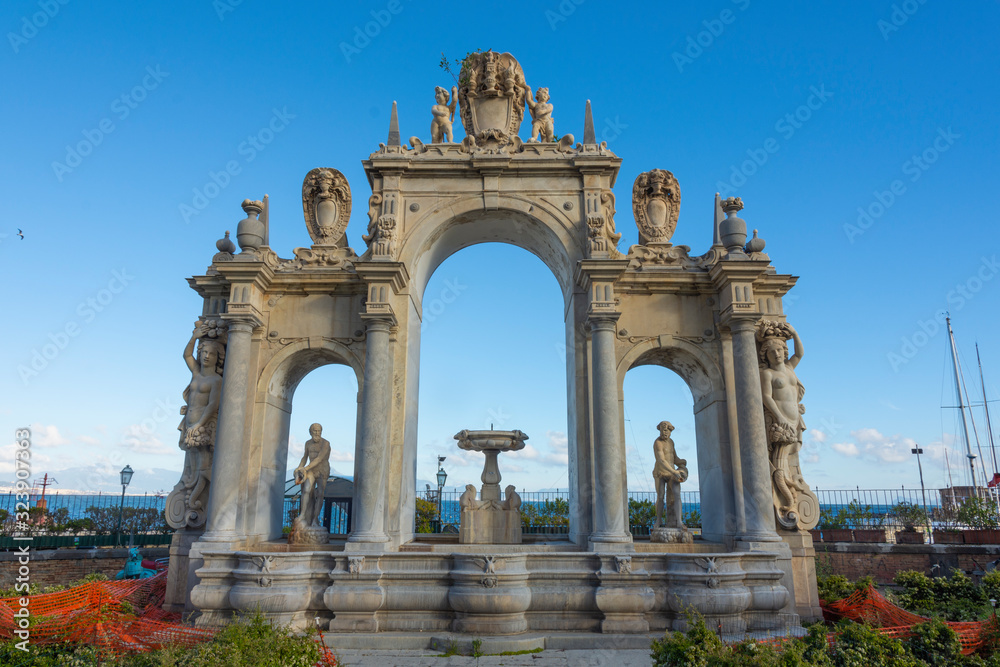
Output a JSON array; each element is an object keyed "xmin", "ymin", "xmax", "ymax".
[
  {"xmin": 730, "ymin": 319, "xmax": 780, "ymax": 542},
  {"xmin": 203, "ymin": 317, "xmax": 257, "ymax": 542},
  {"xmin": 347, "ymin": 316, "xmax": 393, "ymax": 549},
  {"xmin": 589, "ymin": 316, "xmax": 631, "ymax": 547}
]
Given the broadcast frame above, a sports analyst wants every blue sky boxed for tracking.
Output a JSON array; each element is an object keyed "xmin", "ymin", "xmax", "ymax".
[{"xmin": 1, "ymin": 1, "xmax": 997, "ymax": 498}]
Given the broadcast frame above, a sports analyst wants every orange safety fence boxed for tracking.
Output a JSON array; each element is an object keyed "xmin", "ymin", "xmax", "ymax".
[
  {"xmin": 823, "ymin": 584, "xmax": 1000, "ymax": 656},
  {"xmin": 0, "ymin": 570, "xmax": 337, "ymax": 665}
]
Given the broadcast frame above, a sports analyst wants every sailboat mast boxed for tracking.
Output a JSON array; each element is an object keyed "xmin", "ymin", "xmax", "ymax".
[
  {"xmin": 978, "ymin": 343, "xmax": 998, "ymax": 473},
  {"xmin": 948, "ymin": 317, "xmax": 978, "ymax": 490}
]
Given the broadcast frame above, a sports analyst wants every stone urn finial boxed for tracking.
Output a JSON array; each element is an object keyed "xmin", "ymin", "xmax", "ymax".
[
  {"xmin": 216, "ymin": 230, "xmax": 236, "ymax": 254},
  {"xmin": 719, "ymin": 197, "xmax": 747, "ymax": 254},
  {"xmin": 236, "ymin": 200, "xmax": 265, "ymax": 252},
  {"xmin": 745, "ymin": 229, "xmax": 766, "ymax": 254}
]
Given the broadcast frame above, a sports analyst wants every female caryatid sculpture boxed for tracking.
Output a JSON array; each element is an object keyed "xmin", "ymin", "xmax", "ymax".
[
  {"xmin": 757, "ymin": 320, "xmax": 820, "ymax": 531},
  {"xmin": 165, "ymin": 320, "xmax": 227, "ymax": 530}
]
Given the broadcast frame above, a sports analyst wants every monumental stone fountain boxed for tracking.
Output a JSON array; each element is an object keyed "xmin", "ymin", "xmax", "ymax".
[{"xmin": 162, "ymin": 49, "xmax": 822, "ymax": 648}]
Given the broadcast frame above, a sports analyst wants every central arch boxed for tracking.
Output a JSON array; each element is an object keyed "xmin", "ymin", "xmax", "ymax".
[{"xmin": 391, "ymin": 198, "xmax": 589, "ymax": 545}]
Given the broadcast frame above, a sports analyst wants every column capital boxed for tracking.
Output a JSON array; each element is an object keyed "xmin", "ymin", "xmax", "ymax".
[
  {"xmin": 588, "ymin": 313, "xmax": 621, "ymax": 330},
  {"xmin": 220, "ymin": 313, "xmax": 263, "ymax": 332},
  {"xmin": 361, "ymin": 313, "xmax": 396, "ymax": 331}
]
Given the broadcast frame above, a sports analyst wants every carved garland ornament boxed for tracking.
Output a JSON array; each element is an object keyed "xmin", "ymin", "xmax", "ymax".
[
  {"xmin": 302, "ymin": 168, "xmax": 351, "ymax": 247},
  {"xmin": 632, "ymin": 169, "xmax": 681, "ymax": 245}
]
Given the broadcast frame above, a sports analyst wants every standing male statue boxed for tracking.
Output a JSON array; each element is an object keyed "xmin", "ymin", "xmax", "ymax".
[
  {"xmin": 651, "ymin": 421, "xmax": 692, "ymax": 543},
  {"xmin": 291, "ymin": 423, "xmax": 331, "ymax": 540}
]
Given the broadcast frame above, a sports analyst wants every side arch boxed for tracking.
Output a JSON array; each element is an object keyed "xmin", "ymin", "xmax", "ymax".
[
  {"xmin": 617, "ymin": 337, "xmax": 736, "ymax": 543},
  {"xmin": 242, "ymin": 340, "xmax": 364, "ymax": 541}
]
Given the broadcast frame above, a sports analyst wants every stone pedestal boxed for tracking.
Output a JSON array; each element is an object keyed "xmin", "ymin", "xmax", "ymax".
[
  {"xmin": 449, "ymin": 555, "xmax": 531, "ymax": 635},
  {"xmin": 594, "ymin": 555, "xmax": 654, "ymax": 633},
  {"xmin": 651, "ymin": 526, "xmax": 693, "ymax": 544},
  {"xmin": 288, "ymin": 524, "xmax": 330, "ymax": 546},
  {"xmin": 326, "ymin": 555, "xmax": 385, "ymax": 632},
  {"xmin": 460, "ymin": 508, "xmax": 521, "ymax": 544},
  {"xmin": 780, "ymin": 530, "xmax": 822, "ymax": 622},
  {"xmin": 163, "ymin": 529, "xmax": 202, "ymax": 614}
]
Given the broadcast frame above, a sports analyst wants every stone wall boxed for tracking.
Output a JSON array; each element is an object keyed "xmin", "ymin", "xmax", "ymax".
[
  {"xmin": 815, "ymin": 542, "xmax": 1000, "ymax": 584},
  {"xmin": 0, "ymin": 548, "xmax": 169, "ymax": 589}
]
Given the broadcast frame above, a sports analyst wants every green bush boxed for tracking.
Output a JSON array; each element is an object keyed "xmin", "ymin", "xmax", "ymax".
[
  {"xmin": 818, "ymin": 507, "xmax": 847, "ymax": 530},
  {"xmin": 958, "ymin": 497, "xmax": 1000, "ymax": 530},
  {"xmin": 0, "ymin": 612, "xmax": 331, "ymax": 666},
  {"xmin": 629, "ymin": 499, "xmax": 655, "ymax": 530},
  {"xmin": 906, "ymin": 618, "xmax": 964, "ymax": 665},
  {"xmin": 415, "ymin": 497, "xmax": 437, "ymax": 533},
  {"xmin": 683, "ymin": 509, "xmax": 701, "ymax": 529},
  {"xmin": 889, "ymin": 502, "xmax": 929, "ymax": 531},
  {"xmin": 520, "ymin": 498, "xmax": 569, "ymax": 529},
  {"xmin": 893, "ymin": 569, "xmax": 988, "ymax": 621}
]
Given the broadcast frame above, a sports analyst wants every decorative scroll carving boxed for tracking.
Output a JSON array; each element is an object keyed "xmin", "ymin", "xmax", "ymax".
[
  {"xmin": 277, "ymin": 246, "xmax": 356, "ymax": 272},
  {"xmin": 165, "ymin": 319, "xmax": 227, "ymax": 530},
  {"xmin": 756, "ymin": 320, "xmax": 819, "ymax": 531},
  {"xmin": 632, "ymin": 169, "xmax": 681, "ymax": 246},
  {"xmin": 457, "ymin": 51, "xmax": 526, "ymax": 152},
  {"xmin": 302, "ymin": 168, "xmax": 351, "ymax": 247}
]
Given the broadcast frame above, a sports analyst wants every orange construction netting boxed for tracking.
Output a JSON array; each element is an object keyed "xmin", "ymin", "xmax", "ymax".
[
  {"xmin": 0, "ymin": 571, "xmax": 338, "ymax": 665},
  {"xmin": 823, "ymin": 584, "xmax": 1000, "ymax": 655}
]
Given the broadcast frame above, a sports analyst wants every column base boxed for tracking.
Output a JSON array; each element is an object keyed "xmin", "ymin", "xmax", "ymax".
[
  {"xmin": 589, "ymin": 533, "xmax": 634, "ymax": 552},
  {"xmin": 345, "ymin": 534, "xmax": 390, "ymax": 553}
]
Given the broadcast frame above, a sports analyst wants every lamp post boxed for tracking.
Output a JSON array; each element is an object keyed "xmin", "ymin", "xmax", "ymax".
[
  {"xmin": 116, "ymin": 465, "xmax": 133, "ymax": 546},
  {"xmin": 911, "ymin": 447, "xmax": 932, "ymax": 541},
  {"xmin": 436, "ymin": 456, "xmax": 447, "ymax": 528}
]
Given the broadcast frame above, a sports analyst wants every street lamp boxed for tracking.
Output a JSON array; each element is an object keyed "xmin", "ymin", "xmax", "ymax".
[
  {"xmin": 116, "ymin": 465, "xmax": 133, "ymax": 546},
  {"xmin": 911, "ymin": 447, "xmax": 932, "ymax": 541},
  {"xmin": 436, "ymin": 457, "xmax": 447, "ymax": 527}
]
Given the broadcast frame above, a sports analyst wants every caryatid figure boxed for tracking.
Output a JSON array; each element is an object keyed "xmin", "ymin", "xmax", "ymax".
[
  {"xmin": 294, "ymin": 423, "xmax": 331, "ymax": 529},
  {"xmin": 430, "ymin": 85, "xmax": 459, "ymax": 143},
  {"xmin": 652, "ymin": 421, "xmax": 689, "ymax": 529},
  {"xmin": 758, "ymin": 320, "xmax": 812, "ymax": 529}
]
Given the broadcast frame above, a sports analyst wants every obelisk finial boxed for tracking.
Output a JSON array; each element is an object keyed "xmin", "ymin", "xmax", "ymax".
[
  {"xmin": 387, "ymin": 101, "xmax": 401, "ymax": 147},
  {"xmin": 583, "ymin": 99, "xmax": 596, "ymax": 145}
]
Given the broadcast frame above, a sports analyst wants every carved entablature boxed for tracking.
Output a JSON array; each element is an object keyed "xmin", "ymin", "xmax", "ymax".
[
  {"xmin": 302, "ymin": 168, "xmax": 351, "ymax": 247},
  {"xmin": 277, "ymin": 246, "xmax": 357, "ymax": 272},
  {"xmin": 632, "ymin": 169, "xmax": 681, "ymax": 246},
  {"xmin": 458, "ymin": 51, "xmax": 526, "ymax": 152}
]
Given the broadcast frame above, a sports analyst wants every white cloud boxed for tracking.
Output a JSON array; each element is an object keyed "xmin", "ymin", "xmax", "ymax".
[
  {"xmin": 808, "ymin": 429, "xmax": 827, "ymax": 443},
  {"xmin": 29, "ymin": 423, "xmax": 69, "ymax": 447},
  {"xmin": 542, "ymin": 430, "xmax": 568, "ymax": 466},
  {"xmin": 79, "ymin": 435, "xmax": 101, "ymax": 446},
  {"xmin": 831, "ymin": 442, "xmax": 860, "ymax": 457},
  {"xmin": 507, "ymin": 444, "xmax": 540, "ymax": 460},
  {"xmin": 120, "ymin": 424, "xmax": 172, "ymax": 455},
  {"xmin": 330, "ymin": 449, "xmax": 354, "ymax": 462},
  {"xmin": 852, "ymin": 428, "xmax": 914, "ymax": 464}
]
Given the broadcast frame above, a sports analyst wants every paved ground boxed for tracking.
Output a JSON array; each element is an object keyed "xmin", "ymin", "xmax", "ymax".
[{"xmin": 333, "ymin": 648, "xmax": 653, "ymax": 666}]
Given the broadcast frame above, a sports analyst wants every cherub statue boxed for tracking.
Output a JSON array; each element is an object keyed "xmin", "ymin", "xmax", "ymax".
[
  {"xmin": 430, "ymin": 85, "xmax": 459, "ymax": 143},
  {"xmin": 523, "ymin": 85, "xmax": 555, "ymax": 142},
  {"xmin": 293, "ymin": 423, "xmax": 331, "ymax": 530},
  {"xmin": 652, "ymin": 421, "xmax": 689, "ymax": 529}
]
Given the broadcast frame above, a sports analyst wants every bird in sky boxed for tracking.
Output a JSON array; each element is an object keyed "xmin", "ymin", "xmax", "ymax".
[{"xmin": 17, "ymin": 229, "xmax": 24, "ymax": 240}]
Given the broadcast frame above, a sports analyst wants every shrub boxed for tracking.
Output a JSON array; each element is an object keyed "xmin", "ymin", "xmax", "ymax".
[
  {"xmin": 839, "ymin": 501, "xmax": 884, "ymax": 529},
  {"xmin": 906, "ymin": 618, "xmax": 964, "ymax": 665},
  {"xmin": 958, "ymin": 497, "xmax": 1000, "ymax": 530},
  {"xmin": 521, "ymin": 498, "xmax": 569, "ymax": 529},
  {"xmin": 818, "ymin": 507, "xmax": 847, "ymax": 530},
  {"xmin": 415, "ymin": 497, "xmax": 437, "ymax": 533},
  {"xmin": 683, "ymin": 509, "xmax": 701, "ymax": 529},
  {"xmin": 893, "ymin": 569, "xmax": 988, "ymax": 621},
  {"xmin": 889, "ymin": 502, "xmax": 929, "ymax": 531},
  {"xmin": 628, "ymin": 499, "xmax": 655, "ymax": 530}
]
